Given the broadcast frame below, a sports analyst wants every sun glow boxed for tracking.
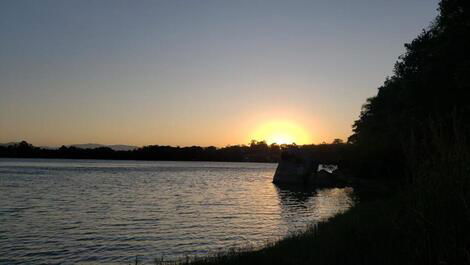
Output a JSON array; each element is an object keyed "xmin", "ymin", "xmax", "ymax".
[{"xmin": 250, "ymin": 121, "xmax": 312, "ymax": 145}]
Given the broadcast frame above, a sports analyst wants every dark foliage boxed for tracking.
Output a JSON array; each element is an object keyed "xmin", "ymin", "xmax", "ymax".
[
  {"xmin": 348, "ymin": 0, "xmax": 470, "ymax": 179},
  {"xmin": 0, "ymin": 140, "xmax": 348, "ymax": 163}
]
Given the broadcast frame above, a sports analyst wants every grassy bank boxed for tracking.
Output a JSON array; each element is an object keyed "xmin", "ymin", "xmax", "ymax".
[
  {"xmin": 183, "ymin": 198, "xmax": 404, "ymax": 265},
  {"xmin": 147, "ymin": 127, "xmax": 469, "ymax": 265},
  {"xmin": 149, "ymin": 196, "xmax": 408, "ymax": 265},
  {"xmin": 157, "ymin": 191, "xmax": 466, "ymax": 265}
]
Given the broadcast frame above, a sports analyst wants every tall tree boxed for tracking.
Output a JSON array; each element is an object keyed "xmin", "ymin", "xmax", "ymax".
[{"xmin": 348, "ymin": 0, "xmax": 470, "ymax": 179}]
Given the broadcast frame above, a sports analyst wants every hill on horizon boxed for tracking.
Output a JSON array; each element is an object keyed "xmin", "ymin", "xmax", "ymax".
[
  {"xmin": 0, "ymin": 142, "xmax": 140, "ymax": 151},
  {"xmin": 69, "ymin": 144, "xmax": 139, "ymax": 151}
]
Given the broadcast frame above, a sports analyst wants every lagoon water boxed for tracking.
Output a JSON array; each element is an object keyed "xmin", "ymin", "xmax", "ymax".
[{"xmin": 0, "ymin": 158, "xmax": 355, "ymax": 264}]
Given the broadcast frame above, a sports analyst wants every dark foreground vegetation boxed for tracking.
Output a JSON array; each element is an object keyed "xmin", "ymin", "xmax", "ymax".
[
  {"xmin": 151, "ymin": 125, "xmax": 467, "ymax": 265},
  {"xmin": 145, "ymin": 0, "xmax": 469, "ymax": 264}
]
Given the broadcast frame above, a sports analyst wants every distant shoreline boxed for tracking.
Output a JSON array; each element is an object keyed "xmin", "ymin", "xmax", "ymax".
[
  {"xmin": 0, "ymin": 156, "xmax": 277, "ymax": 164},
  {"xmin": 0, "ymin": 140, "xmax": 293, "ymax": 163}
]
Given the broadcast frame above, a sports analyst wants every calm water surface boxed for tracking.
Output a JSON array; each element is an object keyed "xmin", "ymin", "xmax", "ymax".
[{"xmin": 0, "ymin": 158, "xmax": 355, "ymax": 264}]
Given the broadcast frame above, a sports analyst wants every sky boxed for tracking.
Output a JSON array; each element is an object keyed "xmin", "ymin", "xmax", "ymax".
[{"xmin": 0, "ymin": 0, "xmax": 439, "ymax": 147}]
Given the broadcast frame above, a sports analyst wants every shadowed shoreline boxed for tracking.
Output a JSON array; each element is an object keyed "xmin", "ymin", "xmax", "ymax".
[{"xmin": 0, "ymin": 140, "xmax": 348, "ymax": 164}]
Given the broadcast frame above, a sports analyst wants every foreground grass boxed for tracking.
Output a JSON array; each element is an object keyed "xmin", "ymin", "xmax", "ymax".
[
  {"xmin": 146, "ymin": 124, "xmax": 470, "ymax": 265},
  {"xmin": 173, "ymin": 197, "xmax": 405, "ymax": 265},
  {"xmin": 149, "ymin": 190, "xmax": 466, "ymax": 265},
  {"xmin": 148, "ymin": 196, "xmax": 406, "ymax": 265}
]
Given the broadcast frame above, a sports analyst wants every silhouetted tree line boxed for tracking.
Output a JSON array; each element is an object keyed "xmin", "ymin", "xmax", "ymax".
[
  {"xmin": 0, "ymin": 140, "xmax": 352, "ymax": 163},
  {"xmin": 347, "ymin": 0, "xmax": 470, "ymax": 179},
  {"xmin": 0, "ymin": 140, "xmax": 336, "ymax": 163}
]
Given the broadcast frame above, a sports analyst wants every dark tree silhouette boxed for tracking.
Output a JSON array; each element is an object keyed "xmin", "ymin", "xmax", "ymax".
[
  {"xmin": 0, "ymin": 140, "xmax": 352, "ymax": 164},
  {"xmin": 348, "ymin": 0, "xmax": 470, "ymax": 179}
]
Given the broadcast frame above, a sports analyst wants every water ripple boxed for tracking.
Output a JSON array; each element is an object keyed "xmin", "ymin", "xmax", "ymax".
[{"xmin": 0, "ymin": 158, "xmax": 355, "ymax": 264}]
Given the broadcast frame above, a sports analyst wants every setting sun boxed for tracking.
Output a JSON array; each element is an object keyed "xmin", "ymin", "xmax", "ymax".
[{"xmin": 249, "ymin": 121, "xmax": 312, "ymax": 145}]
